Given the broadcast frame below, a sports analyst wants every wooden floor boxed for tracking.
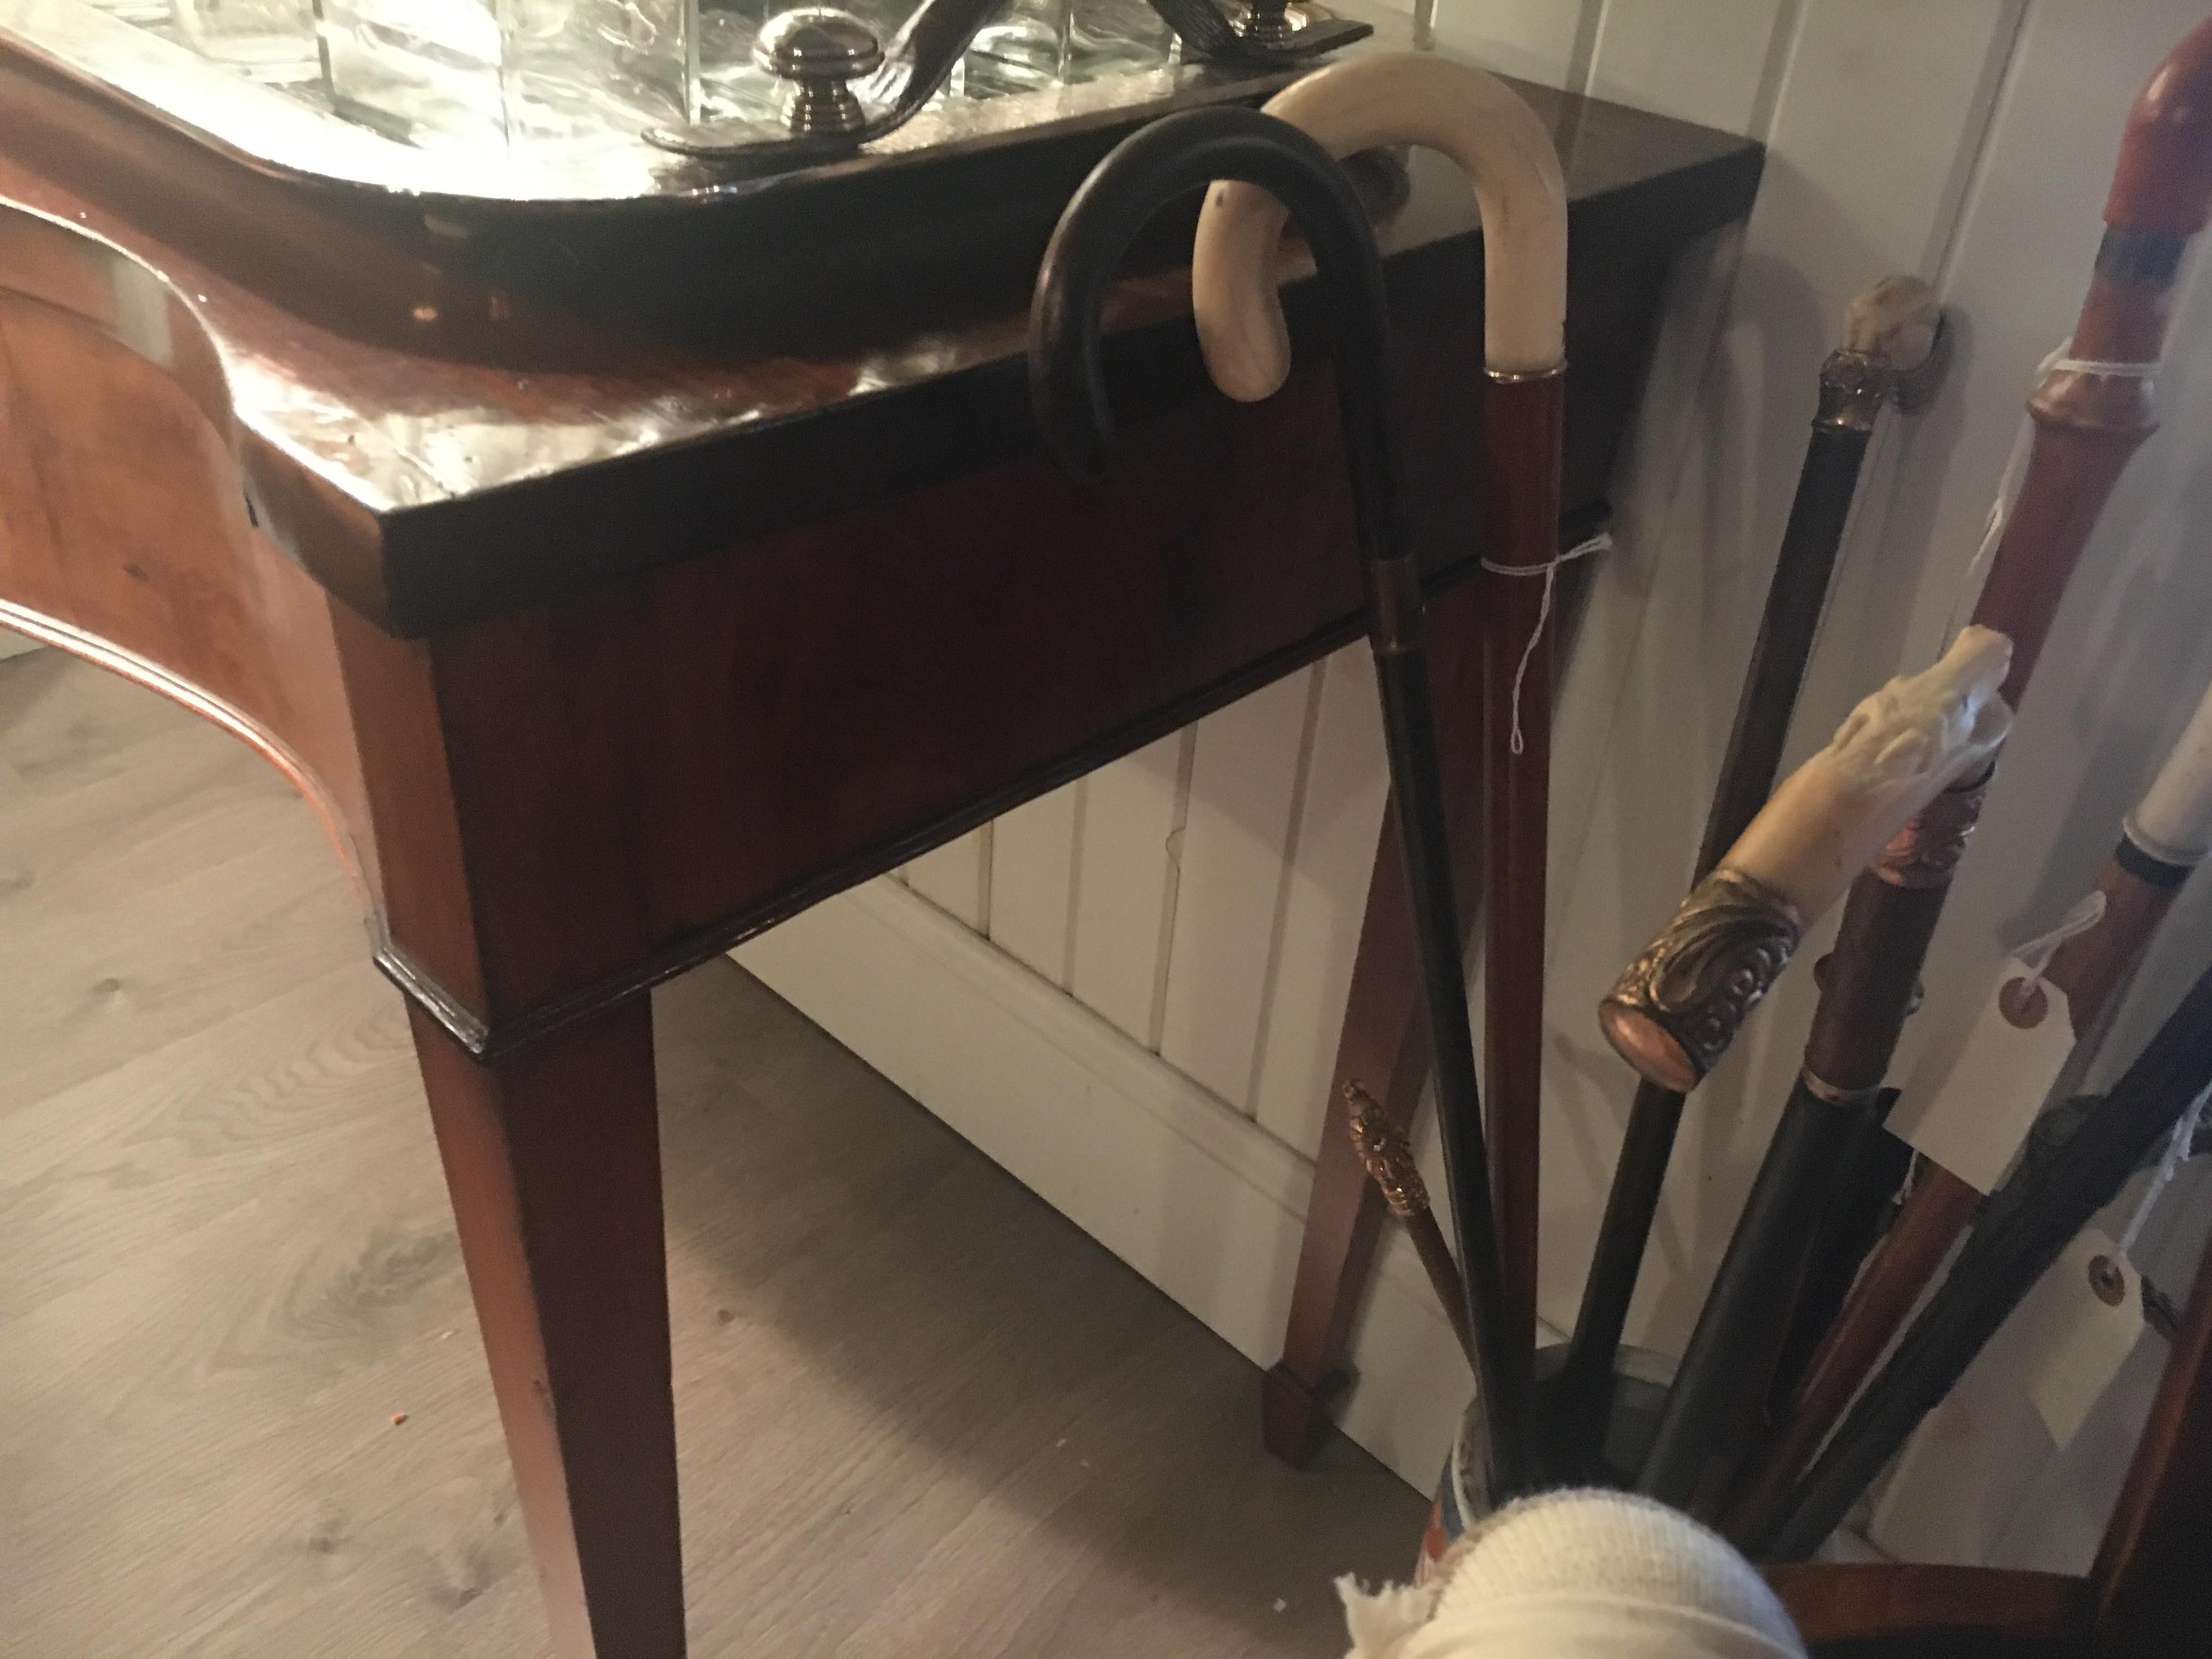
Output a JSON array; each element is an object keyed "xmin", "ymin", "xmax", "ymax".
[{"xmin": 0, "ymin": 647, "xmax": 1424, "ymax": 1658}]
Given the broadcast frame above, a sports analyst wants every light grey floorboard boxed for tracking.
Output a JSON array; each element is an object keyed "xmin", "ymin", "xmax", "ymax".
[{"xmin": 0, "ymin": 650, "xmax": 1424, "ymax": 1658}]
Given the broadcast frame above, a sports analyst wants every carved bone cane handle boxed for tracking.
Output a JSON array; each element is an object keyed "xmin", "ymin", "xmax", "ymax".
[
  {"xmin": 1725, "ymin": 662, "xmax": 2212, "ymax": 1553},
  {"xmin": 1601, "ymin": 627, "xmax": 2015, "ymax": 1092},
  {"xmin": 1818, "ymin": 275, "xmax": 1949, "ymax": 431},
  {"xmin": 1553, "ymin": 272, "xmax": 1946, "ymax": 1436}
]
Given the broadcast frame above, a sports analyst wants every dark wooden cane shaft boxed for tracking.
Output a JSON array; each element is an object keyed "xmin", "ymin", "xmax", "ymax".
[
  {"xmin": 1769, "ymin": 950, "xmax": 2212, "ymax": 1560},
  {"xmin": 1375, "ymin": 618, "xmax": 1534, "ymax": 1496},
  {"xmin": 1640, "ymin": 35, "xmax": 2212, "ymax": 1503},
  {"xmin": 1482, "ymin": 371, "xmax": 1566, "ymax": 1363},
  {"xmin": 1025, "ymin": 111, "xmax": 1530, "ymax": 1489},
  {"xmin": 1730, "ymin": 854, "xmax": 2185, "ymax": 1547},
  {"xmin": 1560, "ymin": 419, "xmax": 1874, "ymax": 1422},
  {"xmin": 2093, "ymin": 1194, "xmax": 2212, "ymax": 1653},
  {"xmin": 1765, "ymin": 1107, "xmax": 1914, "ymax": 1408},
  {"xmin": 1265, "ymin": 580, "xmax": 1488, "ymax": 1459},
  {"xmin": 1409, "ymin": 1212, "xmax": 1479, "ymax": 1367},
  {"xmin": 1638, "ymin": 1076, "xmax": 1884, "ymax": 1509},
  {"xmin": 1267, "ymin": 505, "xmax": 1610, "ymax": 1462},
  {"xmin": 1725, "ymin": 1168, "xmax": 1978, "ymax": 1549},
  {"xmin": 1639, "ymin": 877, "xmax": 1949, "ymax": 1508}
]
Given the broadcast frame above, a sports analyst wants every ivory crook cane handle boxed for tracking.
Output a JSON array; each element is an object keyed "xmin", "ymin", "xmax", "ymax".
[{"xmin": 1190, "ymin": 52, "xmax": 1569, "ymax": 397}]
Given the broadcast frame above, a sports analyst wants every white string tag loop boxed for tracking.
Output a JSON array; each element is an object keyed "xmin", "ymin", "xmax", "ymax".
[
  {"xmin": 1482, "ymin": 530, "xmax": 1611, "ymax": 755},
  {"xmin": 2119, "ymin": 1077, "xmax": 2211, "ymax": 1259},
  {"xmin": 2016, "ymin": 891, "xmax": 2107, "ymax": 997},
  {"xmin": 1942, "ymin": 339, "xmax": 2160, "ymax": 647}
]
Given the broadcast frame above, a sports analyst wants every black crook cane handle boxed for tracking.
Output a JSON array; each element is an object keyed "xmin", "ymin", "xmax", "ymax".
[
  {"xmin": 1027, "ymin": 108, "xmax": 1403, "ymax": 564},
  {"xmin": 1026, "ymin": 105, "xmax": 1537, "ymax": 1498}
]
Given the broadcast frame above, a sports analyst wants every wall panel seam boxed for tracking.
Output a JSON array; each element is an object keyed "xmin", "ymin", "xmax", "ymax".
[
  {"xmin": 1243, "ymin": 661, "xmax": 1331, "ymax": 1114},
  {"xmin": 1146, "ymin": 726, "xmax": 1199, "ymax": 1053}
]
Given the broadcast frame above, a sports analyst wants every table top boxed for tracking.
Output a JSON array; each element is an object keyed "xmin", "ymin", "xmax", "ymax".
[{"xmin": 0, "ymin": 30, "xmax": 1759, "ymax": 634}]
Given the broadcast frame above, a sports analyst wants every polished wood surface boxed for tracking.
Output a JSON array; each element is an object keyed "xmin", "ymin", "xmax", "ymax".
[
  {"xmin": 0, "ymin": 115, "xmax": 1733, "ymax": 1059},
  {"xmin": 410, "ymin": 999, "xmax": 682, "ymax": 1659},
  {"xmin": 1768, "ymin": 1565, "xmax": 2090, "ymax": 1657},
  {"xmin": 2103, "ymin": 14, "xmax": 2212, "ymax": 238},
  {"xmin": 2091, "ymin": 1194, "xmax": 2212, "ymax": 1655},
  {"xmin": 0, "ymin": 62, "xmax": 1755, "ymax": 1656},
  {"xmin": 0, "ymin": 294, "xmax": 372, "ymax": 901},
  {"xmin": 0, "ymin": 52, "xmax": 1757, "ymax": 636},
  {"xmin": 7, "ymin": 44, "xmax": 2212, "ymax": 1652},
  {"xmin": 1480, "ymin": 372, "xmax": 1565, "ymax": 1361}
]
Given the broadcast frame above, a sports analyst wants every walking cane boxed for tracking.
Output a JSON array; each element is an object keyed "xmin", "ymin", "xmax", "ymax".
[
  {"xmin": 1189, "ymin": 51, "xmax": 1568, "ymax": 1367},
  {"xmin": 1557, "ymin": 276, "xmax": 1948, "ymax": 1450},
  {"xmin": 1028, "ymin": 104, "xmax": 1533, "ymax": 1497},
  {"xmin": 1726, "ymin": 664, "xmax": 2212, "ymax": 1551},
  {"xmin": 1611, "ymin": 13, "xmax": 2212, "ymax": 1511},
  {"xmin": 1765, "ymin": 946, "xmax": 2212, "ymax": 1559}
]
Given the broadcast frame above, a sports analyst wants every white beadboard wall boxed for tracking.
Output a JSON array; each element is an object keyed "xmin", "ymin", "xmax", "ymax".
[{"xmin": 741, "ymin": 0, "xmax": 2212, "ymax": 1553}]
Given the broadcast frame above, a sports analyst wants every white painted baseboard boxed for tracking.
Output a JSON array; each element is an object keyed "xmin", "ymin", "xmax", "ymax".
[{"xmin": 735, "ymin": 877, "xmax": 1480, "ymax": 1493}]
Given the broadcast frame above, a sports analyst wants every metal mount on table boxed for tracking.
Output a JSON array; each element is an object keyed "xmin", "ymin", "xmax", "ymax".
[{"xmin": 647, "ymin": 0, "xmax": 1370, "ymax": 166}]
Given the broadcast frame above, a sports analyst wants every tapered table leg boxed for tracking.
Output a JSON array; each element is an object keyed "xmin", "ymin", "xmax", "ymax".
[{"xmin": 410, "ymin": 999, "xmax": 686, "ymax": 1659}]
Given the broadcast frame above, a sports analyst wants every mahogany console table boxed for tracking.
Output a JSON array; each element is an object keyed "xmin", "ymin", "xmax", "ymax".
[{"xmin": 0, "ymin": 41, "xmax": 1762, "ymax": 1657}]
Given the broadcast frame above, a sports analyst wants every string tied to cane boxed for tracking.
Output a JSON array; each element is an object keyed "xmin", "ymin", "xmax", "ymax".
[
  {"xmin": 2015, "ymin": 890, "xmax": 2108, "ymax": 1004},
  {"xmin": 1944, "ymin": 340, "xmax": 2161, "ymax": 645},
  {"xmin": 2118, "ymin": 1074, "xmax": 2212, "ymax": 1259},
  {"xmin": 1483, "ymin": 529, "xmax": 1612, "ymax": 755}
]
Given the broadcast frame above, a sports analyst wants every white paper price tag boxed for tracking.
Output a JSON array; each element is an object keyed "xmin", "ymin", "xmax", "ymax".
[
  {"xmin": 1892, "ymin": 958, "xmax": 2075, "ymax": 1193},
  {"xmin": 2014, "ymin": 1229, "xmax": 2145, "ymax": 1448}
]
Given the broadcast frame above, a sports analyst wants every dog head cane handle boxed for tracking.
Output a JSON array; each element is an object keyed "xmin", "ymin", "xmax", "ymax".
[{"xmin": 1187, "ymin": 53, "xmax": 1568, "ymax": 400}]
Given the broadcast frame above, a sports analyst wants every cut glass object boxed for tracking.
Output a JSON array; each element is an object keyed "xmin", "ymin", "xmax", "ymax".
[
  {"xmin": 962, "ymin": 0, "xmax": 1176, "ymax": 99},
  {"xmin": 171, "ymin": 0, "xmax": 320, "ymax": 83},
  {"xmin": 131, "ymin": 0, "xmax": 1180, "ymax": 155},
  {"xmin": 319, "ymin": 0, "xmax": 702, "ymax": 149}
]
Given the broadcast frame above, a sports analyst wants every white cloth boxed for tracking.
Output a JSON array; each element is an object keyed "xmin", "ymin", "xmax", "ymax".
[{"xmin": 1341, "ymin": 1491, "xmax": 1807, "ymax": 1659}]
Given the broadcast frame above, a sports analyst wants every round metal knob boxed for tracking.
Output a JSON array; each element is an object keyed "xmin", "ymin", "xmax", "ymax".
[
  {"xmin": 1237, "ymin": 0, "xmax": 1297, "ymax": 48},
  {"xmin": 754, "ymin": 8, "xmax": 883, "ymax": 137}
]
